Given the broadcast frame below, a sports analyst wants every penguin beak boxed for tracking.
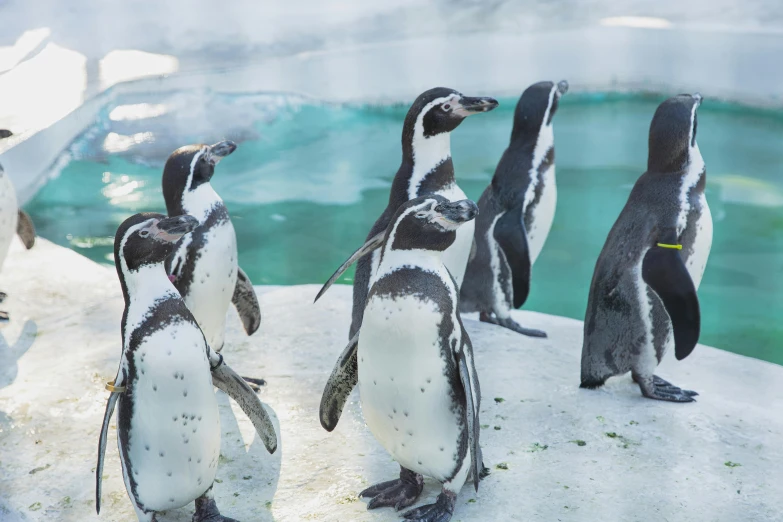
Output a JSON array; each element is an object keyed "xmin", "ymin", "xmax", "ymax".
[
  {"xmin": 434, "ymin": 199, "xmax": 479, "ymax": 226},
  {"xmin": 452, "ymin": 96, "xmax": 499, "ymax": 117},
  {"xmin": 557, "ymin": 80, "xmax": 569, "ymax": 96},
  {"xmin": 207, "ymin": 140, "xmax": 237, "ymax": 166},
  {"xmin": 150, "ymin": 215, "xmax": 199, "ymax": 243}
]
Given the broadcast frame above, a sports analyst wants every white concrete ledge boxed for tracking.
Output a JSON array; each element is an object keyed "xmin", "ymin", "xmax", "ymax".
[{"xmin": 0, "ymin": 238, "xmax": 781, "ymax": 521}]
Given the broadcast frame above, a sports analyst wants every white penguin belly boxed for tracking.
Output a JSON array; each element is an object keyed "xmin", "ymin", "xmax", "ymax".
[
  {"xmin": 634, "ymin": 262, "xmax": 664, "ymax": 373},
  {"xmin": 358, "ymin": 294, "xmax": 463, "ymax": 482},
  {"xmin": 121, "ymin": 323, "xmax": 221, "ymax": 511},
  {"xmin": 685, "ymin": 197, "xmax": 713, "ymax": 290},
  {"xmin": 435, "ymin": 183, "xmax": 473, "ymax": 286},
  {"xmin": 0, "ymin": 175, "xmax": 19, "ymax": 269},
  {"xmin": 487, "ymin": 214, "xmax": 513, "ymax": 318},
  {"xmin": 185, "ymin": 221, "xmax": 238, "ymax": 351},
  {"xmin": 526, "ymin": 165, "xmax": 557, "ymax": 264}
]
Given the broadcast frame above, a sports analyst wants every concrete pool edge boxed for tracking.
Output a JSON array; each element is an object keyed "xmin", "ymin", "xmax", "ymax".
[
  {"xmin": 0, "ymin": 236, "xmax": 781, "ymax": 520},
  {"xmin": 3, "ymin": 24, "xmax": 783, "ymax": 205}
]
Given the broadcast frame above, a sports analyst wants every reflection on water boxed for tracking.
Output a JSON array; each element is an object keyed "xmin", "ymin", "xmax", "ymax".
[{"xmin": 25, "ymin": 93, "xmax": 783, "ymax": 364}]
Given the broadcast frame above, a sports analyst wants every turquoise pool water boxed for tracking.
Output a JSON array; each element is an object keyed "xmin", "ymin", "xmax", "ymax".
[{"xmin": 25, "ymin": 93, "xmax": 783, "ymax": 365}]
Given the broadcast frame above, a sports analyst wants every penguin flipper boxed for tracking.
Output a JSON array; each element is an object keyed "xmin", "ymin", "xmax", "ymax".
[
  {"xmin": 232, "ymin": 267, "xmax": 261, "ymax": 336},
  {"xmin": 96, "ymin": 390, "xmax": 120, "ymax": 514},
  {"xmin": 457, "ymin": 346, "xmax": 481, "ymax": 492},
  {"xmin": 319, "ymin": 330, "xmax": 360, "ymax": 431},
  {"xmin": 642, "ymin": 243, "xmax": 700, "ymax": 360},
  {"xmin": 16, "ymin": 210, "xmax": 35, "ymax": 249},
  {"xmin": 493, "ymin": 205, "xmax": 531, "ymax": 309},
  {"xmin": 314, "ymin": 231, "xmax": 385, "ymax": 303},
  {"xmin": 210, "ymin": 353, "xmax": 278, "ymax": 454}
]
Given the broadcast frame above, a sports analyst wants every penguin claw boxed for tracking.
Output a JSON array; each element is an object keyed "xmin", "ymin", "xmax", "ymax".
[
  {"xmin": 241, "ymin": 376, "xmax": 266, "ymax": 393},
  {"xmin": 651, "ymin": 375, "xmax": 698, "ymax": 398},
  {"xmin": 480, "ymin": 312, "xmax": 547, "ymax": 338},
  {"xmin": 402, "ymin": 490, "xmax": 456, "ymax": 522},
  {"xmin": 645, "ymin": 390, "xmax": 697, "ymax": 403},
  {"xmin": 360, "ymin": 467, "xmax": 423, "ymax": 511},
  {"xmin": 641, "ymin": 384, "xmax": 697, "ymax": 403},
  {"xmin": 192, "ymin": 498, "xmax": 239, "ymax": 522},
  {"xmin": 635, "ymin": 374, "xmax": 698, "ymax": 401}
]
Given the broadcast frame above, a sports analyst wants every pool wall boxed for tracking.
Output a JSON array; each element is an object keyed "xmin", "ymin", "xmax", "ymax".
[{"xmin": 2, "ymin": 22, "xmax": 783, "ymax": 204}]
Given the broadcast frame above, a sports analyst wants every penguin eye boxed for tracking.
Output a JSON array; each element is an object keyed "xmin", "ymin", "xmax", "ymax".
[
  {"xmin": 441, "ymin": 104, "xmax": 451, "ymax": 112},
  {"xmin": 139, "ymin": 230, "xmax": 150, "ymax": 238},
  {"xmin": 415, "ymin": 212, "xmax": 428, "ymax": 219}
]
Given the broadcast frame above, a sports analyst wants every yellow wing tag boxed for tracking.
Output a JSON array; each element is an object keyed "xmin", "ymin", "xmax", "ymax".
[
  {"xmin": 105, "ymin": 381, "xmax": 126, "ymax": 393},
  {"xmin": 656, "ymin": 243, "xmax": 682, "ymax": 250}
]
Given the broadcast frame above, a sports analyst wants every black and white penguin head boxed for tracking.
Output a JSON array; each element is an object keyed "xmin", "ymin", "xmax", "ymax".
[
  {"xmin": 510, "ymin": 80, "xmax": 568, "ymax": 143},
  {"xmin": 402, "ymin": 87, "xmax": 498, "ymax": 158},
  {"xmin": 161, "ymin": 141, "xmax": 237, "ymax": 215},
  {"xmin": 114, "ymin": 212, "xmax": 198, "ymax": 274},
  {"xmin": 384, "ymin": 195, "xmax": 479, "ymax": 253},
  {"xmin": 647, "ymin": 93, "xmax": 703, "ymax": 173}
]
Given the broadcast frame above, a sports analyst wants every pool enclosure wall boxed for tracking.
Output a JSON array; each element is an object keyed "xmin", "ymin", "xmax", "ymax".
[{"xmin": 2, "ymin": 16, "xmax": 783, "ymax": 204}]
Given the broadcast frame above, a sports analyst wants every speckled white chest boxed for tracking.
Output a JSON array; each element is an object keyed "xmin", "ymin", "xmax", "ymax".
[
  {"xmin": 684, "ymin": 194, "xmax": 712, "ymax": 290},
  {"xmin": 359, "ymin": 254, "xmax": 463, "ymax": 482},
  {"xmin": 522, "ymin": 88, "xmax": 557, "ymax": 265},
  {"xmin": 182, "ymin": 220, "xmax": 237, "ymax": 351},
  {"xmin": 526, "ymin": 164, "xmax": 557, "ymax": 264},
  {"xmin": 359, "ymin": 292, "xmax": 463, "ymax": 482},
  {"xmin": 0, "ymin": 173, "xmax": 19, "ymax": 269},
  {"xmin": 120, "ymin": 318, "xmax": 220, "ymax": 510},
  {"xmin": 677, "ymin": 144, "xmax": 712, "ymax": 290}
]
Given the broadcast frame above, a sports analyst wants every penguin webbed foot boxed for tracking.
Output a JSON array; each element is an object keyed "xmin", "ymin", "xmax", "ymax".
[
  {"xmin": 360, "ymin": 466, "xmax": 423, "ymax": 511},
  {"xmin": 192, "ymin": 497, "xmax": 239, "ymax": 522},
  {"xmin": 402, "ymin": 490, "xmax": 456, "ymax": 522},
  {"xmin": 241, "ymin": 376, "xmax": 266, "ymax": 393},
  {"xmin": 479, "ymin": 312, "xmax": 547, "ymax": 338},
  {"xmin": 635, "ymin": 373, "xmax": 698, "ymax": 402}
]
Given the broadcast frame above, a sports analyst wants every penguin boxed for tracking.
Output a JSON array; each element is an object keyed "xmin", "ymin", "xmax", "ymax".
[
  {"xmin": 96, "ymin": 212, "xmax": 277, "ymax": 522},
  {"xmin": 581, "ymin": 93, "xmax": 711, "ymax": 402},
  {"xmin": 0, "ymin": 159, "xmax": 36, "ymax": 325},
  {"xmin": 314, "ymin": 88, "xmax": 498, "ymax": 341},
  {"xmin": 460, "ymin": 80, "xmax": 568, "ymax": 337},
  {"xmin": 162, "ymin": 141, "xmax": 263, "ymax": 385},
  {"xmin": 319, "ymin": 195, "xmax": 485, "ymax": 522}
]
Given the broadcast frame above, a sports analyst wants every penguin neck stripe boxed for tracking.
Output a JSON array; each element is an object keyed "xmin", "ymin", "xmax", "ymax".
[
  {"xmin": 117, "ymin": 220, "xmax": 153, "ymax": 284},
  {"xmin": 656, "ymin": 243, "xmax": 682, "ymax": 250},
  {"xmin": 408, "ymin": 96, "xmax": 455, "ymax": 199},
  {"xmin": 377, "ymin": 201, "xmax": 435, "ymax": 272},
  {"xmin": 185, "ymin": 149, "xmax": 206, "ymax": 194},
  {"xmin": 524, "ymin": 86, "xmax": 557, "ymax": 208}
]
